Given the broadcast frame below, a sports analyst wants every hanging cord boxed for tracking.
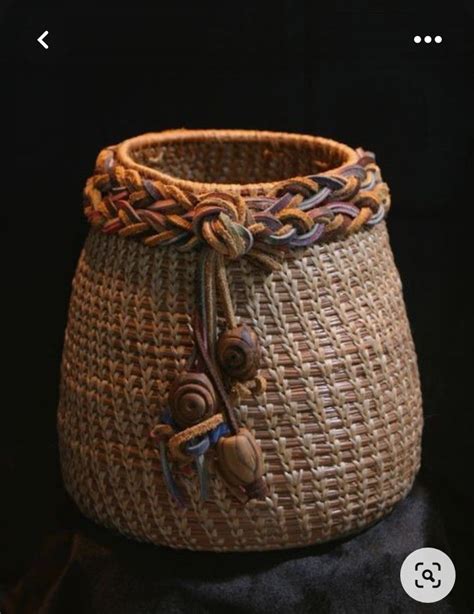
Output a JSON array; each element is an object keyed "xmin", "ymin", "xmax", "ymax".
[
  {"xmin": 193, "ymin": 313, "xmax": 239, "ymax": 434},
  {"xmin": 194, "ymin": 246, "xmax": 239, "ymax": 433},
  {"xmin": 152, "ymin": 245, "xmax": 268, "ymax": 503},
  {"xmin": 215, "ymin": 253, "xmax": 238, "ymax": 330},
  {"xmin": 198, "ymin": 247, "xmax": 218, "ymax": 363}
]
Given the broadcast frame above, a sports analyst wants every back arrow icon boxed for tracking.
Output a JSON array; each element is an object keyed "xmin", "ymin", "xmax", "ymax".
[{"xmin": 37, "ymin": 31, "xmax": 49, "ymax": 49}]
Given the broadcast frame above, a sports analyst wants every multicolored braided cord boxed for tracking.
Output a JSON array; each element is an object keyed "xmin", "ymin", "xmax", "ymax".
[{"xmin": 84, "ymin": 146, "xmax": 390, "ymax": 272}]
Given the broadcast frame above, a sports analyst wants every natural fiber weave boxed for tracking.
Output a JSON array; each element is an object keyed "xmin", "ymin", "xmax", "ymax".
[{"xmin": 58, "ymin": 129, "xmax": 423, "ymax": 551}]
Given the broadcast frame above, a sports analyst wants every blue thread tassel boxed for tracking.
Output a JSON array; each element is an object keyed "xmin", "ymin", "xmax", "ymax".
[
  {"xmin": 194, "ymin": 454, "xmax": 209, "ymax": 501},
  {"xmin": 159, "ymin": 439, "xmax": 185, "ymax": 506},
  {"xmin": 186, "ymin": 436, "xmax": 211, "ymax": 501}
]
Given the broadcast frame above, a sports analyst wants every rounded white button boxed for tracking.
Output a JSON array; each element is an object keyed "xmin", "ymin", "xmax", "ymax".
[{"xmin": 400, "ymin": 548, "xmax": 456, "ymax": 603}]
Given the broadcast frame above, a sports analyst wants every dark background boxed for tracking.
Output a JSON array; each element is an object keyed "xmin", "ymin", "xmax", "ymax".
[{"xmin": 0, "ymin": 0, "xmax": 473, "ymax": 612}]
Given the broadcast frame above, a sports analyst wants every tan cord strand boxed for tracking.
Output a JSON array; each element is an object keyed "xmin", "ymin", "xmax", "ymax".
[
  {"xmin": 216, "ymin": 254, "xmax": 238, "ymax": 330},
  {"xmin": 203, "ymin": 248, "xmax": 218, "ymax": 361}
]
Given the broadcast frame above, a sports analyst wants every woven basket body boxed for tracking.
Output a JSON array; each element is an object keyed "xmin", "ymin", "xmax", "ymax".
[{"xmin": 58, "ymin": 130, "xmax": 423, "ymax": 551}]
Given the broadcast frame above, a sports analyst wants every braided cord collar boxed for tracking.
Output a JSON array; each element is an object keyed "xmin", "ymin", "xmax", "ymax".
[{"xmin": 84, "ymin": 145, "xmax": 390, "ymax": 264}]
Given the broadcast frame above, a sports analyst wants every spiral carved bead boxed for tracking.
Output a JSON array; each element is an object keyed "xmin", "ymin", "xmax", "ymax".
[
  {"xmin": 169, "ymin": 372, "xmax": 217, "ymax": 429},
  {"xmin": 217, "ymin": 325, "xmax": 260, "ymax": 382}
]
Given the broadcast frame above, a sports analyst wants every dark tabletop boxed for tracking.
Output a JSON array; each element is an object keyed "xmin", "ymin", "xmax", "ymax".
[{"xmin": 1, "ymin": 482, "xmax": 471, "ymax": 614}]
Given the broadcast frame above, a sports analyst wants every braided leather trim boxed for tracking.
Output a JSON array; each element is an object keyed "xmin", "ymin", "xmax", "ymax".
[{"xmin": 84, "ymin": 146, "xmax": 390, "ymax": 259}]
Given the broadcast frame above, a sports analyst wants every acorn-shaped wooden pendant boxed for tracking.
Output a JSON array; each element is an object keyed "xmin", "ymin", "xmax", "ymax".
[
  {"xmin": 216, "ymin": 428, "xmax": 267, "ymax": 500},
  {"xmin": 169, "ymin": 371, "xmax": 217, "ymax": 429},
  {"xmin": 217, "ymin": 325, "xmax": 260, "ymax": 382}
]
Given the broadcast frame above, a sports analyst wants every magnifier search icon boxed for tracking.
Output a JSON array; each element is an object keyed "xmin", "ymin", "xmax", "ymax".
[{"xmin": 415, "ymin": 566, "xmax": 441, "ymax": 588}]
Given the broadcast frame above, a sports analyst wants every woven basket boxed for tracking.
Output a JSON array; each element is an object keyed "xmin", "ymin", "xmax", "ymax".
[{"xmin": 58, "ymin": 129, "xmax": 423, "ymax": 551}]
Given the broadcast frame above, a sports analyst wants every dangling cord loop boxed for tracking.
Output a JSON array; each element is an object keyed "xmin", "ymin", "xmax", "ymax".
[
  {"xmin": 195, "ymin": 246, "xmax": 270, "ymax": 434},
  {"xmin": 193, "ymin": 315, "xmax": 239, "ymax": 434},
  {"xmin": 186, "ymin": 436, "xmax": 211, "ymax": 501},
  {"xmin": 195, "ymin": 246, "xmax": 241, "ymax": 433},
  {"xmin": 159, "ymin": 439, "xmax": 186, "ymax": 506}
]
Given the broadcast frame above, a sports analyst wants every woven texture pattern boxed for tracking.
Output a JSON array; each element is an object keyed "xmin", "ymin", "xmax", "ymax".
[{"xmin": 58, "ymin": 219, "xmax": 423, "ymax": 550}]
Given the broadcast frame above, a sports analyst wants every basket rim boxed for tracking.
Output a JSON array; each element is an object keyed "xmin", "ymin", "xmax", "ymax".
[{"xmin": 115, "ymin": 129, "xmax": 359, "ymax": 197}]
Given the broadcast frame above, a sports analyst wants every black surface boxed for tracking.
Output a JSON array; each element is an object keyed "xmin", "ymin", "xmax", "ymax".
[
  {"xmin": 1, "ymin": 0, "xmax": 473, "ymax": 612},
  {"xmin": 1, "ymin": 484, "xmax": 469, "ymax": 614}
]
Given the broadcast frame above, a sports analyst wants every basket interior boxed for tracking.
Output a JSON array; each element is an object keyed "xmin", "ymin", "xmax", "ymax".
[{"xmin": 127, "ymin": 132, "xmax": 353, "ymax": 186}]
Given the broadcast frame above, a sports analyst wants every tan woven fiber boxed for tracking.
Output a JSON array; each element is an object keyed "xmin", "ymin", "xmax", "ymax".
[
  {"xmin": 58, "ymin": 129, "xmax": 423, "ymax": 551},
  {"xmin": 115, "ymin": 129, "xmax": 359, "ymax": 194}
]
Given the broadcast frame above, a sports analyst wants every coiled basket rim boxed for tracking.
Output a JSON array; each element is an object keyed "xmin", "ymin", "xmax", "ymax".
[{"xmin": 115, "ymin": 129, "xmax": 359, "ymax": 197}]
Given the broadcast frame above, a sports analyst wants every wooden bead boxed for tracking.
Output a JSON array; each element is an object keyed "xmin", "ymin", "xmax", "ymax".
[
  {"xmin": 217, "ymin": 325, "xmax": 260, "ymax": 382},
  {"xmin": 169, "ymin": 371, "xmax": 217, "ymax": 429},
  {"xmin": 216, "ymin": 428, "xmax": 267, "ymax": 500}
]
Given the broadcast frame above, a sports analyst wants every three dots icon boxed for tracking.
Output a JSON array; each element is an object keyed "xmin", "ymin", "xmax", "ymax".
[{"xmin": 414, "ymin": 35, "xmax": 442, "ymax": 43}]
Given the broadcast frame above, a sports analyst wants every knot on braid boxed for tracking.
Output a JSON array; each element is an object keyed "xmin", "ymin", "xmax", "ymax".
[{"xmin": 193, "ymin": 193, "xmax": 253, "ymax": 260}]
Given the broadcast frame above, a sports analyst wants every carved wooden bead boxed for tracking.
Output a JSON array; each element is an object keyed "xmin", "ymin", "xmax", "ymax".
[
  {"xmin": 169, "ymin": 371, "xmax": 217, "ymax": 429},
  {"xmin": 216, "ymin": 325, "xmax": 260, "ymax": 382},
  {"xmin": 216, "ymin": 428, "xmax": 267, "ymax": 500}
]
